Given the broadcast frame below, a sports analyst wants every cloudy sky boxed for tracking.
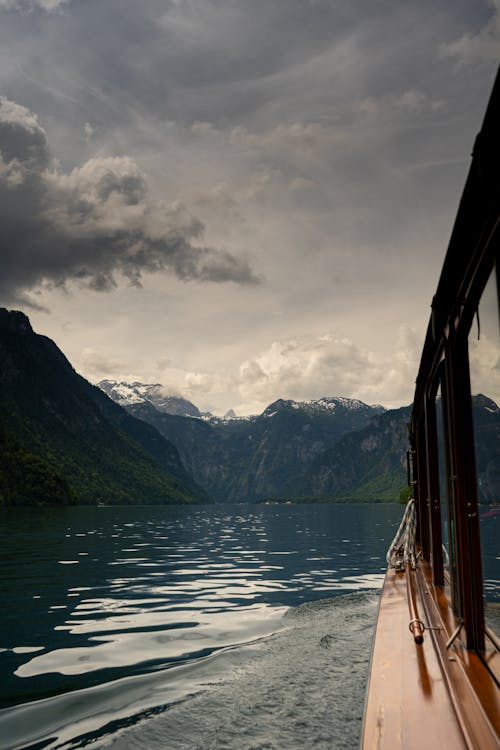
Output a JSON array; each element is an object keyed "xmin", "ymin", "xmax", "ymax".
[{"xmin": 0, "ymin": 0, "xmax": 498, "ymax": 415}]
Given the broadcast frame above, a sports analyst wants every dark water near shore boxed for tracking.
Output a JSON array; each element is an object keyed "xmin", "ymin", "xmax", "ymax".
[{"xmin": 0, "ymin": 502, "xmax": 470, "ymax": 749}]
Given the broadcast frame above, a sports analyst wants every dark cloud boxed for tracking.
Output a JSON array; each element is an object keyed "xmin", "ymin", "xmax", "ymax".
[
  {"xmin": 3, "ymin": 0, "xmax": 490, "ymax": 128},
  {"xmin": 0, "ymin": 1, "xmax": 496, "ymax": 413},
  {"xmin": 0, "ymin": 96, "xmax": 261, "ymax": 306}
]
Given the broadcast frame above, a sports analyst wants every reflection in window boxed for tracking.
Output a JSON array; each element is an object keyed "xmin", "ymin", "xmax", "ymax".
[
  {"xmin": 469, "ymin": 266, "xmax": 500, "ymax": 637},
  {"xmin": 436, "ymin": 383, "xmax": 457, "ymax": 606}
]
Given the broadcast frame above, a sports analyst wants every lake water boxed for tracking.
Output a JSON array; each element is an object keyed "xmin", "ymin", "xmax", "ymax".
[{"xmin": 0, "ymin": 503, "xmax": 414, "ymax": 749}]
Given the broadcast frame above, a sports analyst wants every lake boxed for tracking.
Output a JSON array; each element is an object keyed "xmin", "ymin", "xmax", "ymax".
[{"xmin": 0, "ymin": 503, "xmax": 409, "ymax": 749}]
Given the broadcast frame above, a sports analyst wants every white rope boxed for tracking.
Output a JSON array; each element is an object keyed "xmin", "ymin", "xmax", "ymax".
[{"xmin": 386, "ymin": 498, "xmax": 417, "ymax": 570}]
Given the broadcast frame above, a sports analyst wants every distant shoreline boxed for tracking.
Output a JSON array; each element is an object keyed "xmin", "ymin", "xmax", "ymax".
[{"xmin": 257, "ymin": 496, "xmax": 403, "ymax": 505}]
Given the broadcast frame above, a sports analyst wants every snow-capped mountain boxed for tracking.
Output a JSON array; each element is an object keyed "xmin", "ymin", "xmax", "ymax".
[
  {"xmin": 206, "ymin": 408, "xmax": 254, "ymax": 425},
  {"xmin": 98, "ymin": 382, "xmax": 386, "ymax": 424},
  {"xmin": 97, "ymin": 380, "xmax": 202, "ymax": 418},
  {"xmin": 262, "ymin": 397, "xmax": 385, "ymax": 419},
  {"xmin": 302, "ymin": 396, "xmax": 386, "ymax": 414}
]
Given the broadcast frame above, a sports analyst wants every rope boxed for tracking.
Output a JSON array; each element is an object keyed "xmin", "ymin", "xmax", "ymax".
[{"xmin": 386, "ymin": 498, "xmax": 417, "ymax": 571}]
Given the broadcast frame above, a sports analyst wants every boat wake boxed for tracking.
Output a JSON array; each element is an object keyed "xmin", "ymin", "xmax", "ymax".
[
  {"xmin": 0, "ymin": 591, "xmax": 378, "ymax": 750},
  {"xmin": 102, "ymin": 591, "xmax": 379, "ymax": 750}
]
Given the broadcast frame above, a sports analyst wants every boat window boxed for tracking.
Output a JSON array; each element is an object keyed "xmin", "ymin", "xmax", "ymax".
[
  {"xmin": 423, "ymin": 389, "xmax": 444, "ymax": 583},
  {"xmin": 468, "ymin": 265, "xmax": 500, "ymax": 640},
  {"xmin": 436, "ymin": 381, "xmax": 457, "ymax": 606}
]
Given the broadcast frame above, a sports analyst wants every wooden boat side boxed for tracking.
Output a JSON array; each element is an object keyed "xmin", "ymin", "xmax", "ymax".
[
  {"xmin": 361, "ymin": 562, "xmax": 500, "ymax": 750},
  {"xmin": 417, "ymin": 562, "xmax": 500, "ymax": 748},
  {"xmin": 362, "ymin": 66, "xmax": 500, "ymax": 750},
  {"xmin": 362, "ymin": 567, "xmax": 467, "ymax": 749}
]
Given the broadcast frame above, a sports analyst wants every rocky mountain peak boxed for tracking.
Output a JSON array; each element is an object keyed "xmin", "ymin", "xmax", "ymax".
[
  {"xmin": 261, "ymin": 395, "xmax": 385, "ymax": 419},
  {"xmin": 473, "ymin": 393, "xmax": 499, "ymax": 413},
  {"xmin": 97, "ymin": 380, "xmax": 201, "ymax": 418},
  {"xmin": 0, "ymin": 308, "xmax": 33, "ymax": 336}
]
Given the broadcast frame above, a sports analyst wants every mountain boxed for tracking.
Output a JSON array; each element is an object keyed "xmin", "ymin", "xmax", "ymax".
[
  {"xmin": 108, "ymin": 385, "xmax": 500, "ymax": 504},
  {"xmin": 98, "ymin": 380, "xmax": 203, "ymax": 418},
  {"xmin": 471, "ymin": 394, "xmax": 500, "ymax": 504},
  {"xmin": 5, "ymin": 314, "xmax": 495, "ymax": 508},
  {"xmin": 219, "ymin": 398, "xmax": 386, "ymax": 502},
  {"xmin": 125, "ymin": 402, "xmax": 233, "ymax": 499},
  {"xmin": 295, "ymin": 406, "xmax": 412, "ymax": 501},
  {"xmin": 0, "ymin": 309, "xmax": 209, "ymax": 506},
  {"xmin": 295, "ymin": 395, "xmax": 499, "ymax": 503},
  {"xmin": 107, "ymin": 388, "xmax": 386, "ymax": 502}
]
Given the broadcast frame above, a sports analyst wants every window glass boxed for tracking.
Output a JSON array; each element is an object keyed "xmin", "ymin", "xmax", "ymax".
[
  {"xmin": 436, "ymin": 382, "xmax": 459, "ymax": 606},
  {"xmin": 469, "ymin": 267, "xmax": 500, "ymax": 637},
  {"xmin": 436, "ymin": 385, "xmax": 448, "ymax": 562}
]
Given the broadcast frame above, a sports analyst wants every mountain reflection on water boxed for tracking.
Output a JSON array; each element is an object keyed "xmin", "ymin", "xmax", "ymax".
[{"xmin": 0, "ymin": 503, "xmax": 404, "ymax": 749}]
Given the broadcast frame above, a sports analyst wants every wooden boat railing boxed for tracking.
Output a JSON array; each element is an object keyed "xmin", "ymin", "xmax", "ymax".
[{"xmin": 406, "ymin": 564, "xmax": 425, "ymax": 645}]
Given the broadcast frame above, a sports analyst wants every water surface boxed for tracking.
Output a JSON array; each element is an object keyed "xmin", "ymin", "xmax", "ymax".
[{"xmin": 0, "ymin": 503, "xmax": 403, "ymax": 749}]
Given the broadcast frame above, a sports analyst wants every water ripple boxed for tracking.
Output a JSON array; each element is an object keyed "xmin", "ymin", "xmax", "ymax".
[{"xmin": 0, "ymin": 503, "xmax": 406, "ymax": 748}]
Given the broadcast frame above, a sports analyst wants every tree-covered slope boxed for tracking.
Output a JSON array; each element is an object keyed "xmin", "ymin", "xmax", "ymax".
[
  {"xmin": 0, "ymin": 309, "xmax": 209, "ymax": 506},
  {"xmin": 293, "ymin": 396, "xmax": 499, "ymax": 503},
  {"xmin": 293, "ymin": 406, "xmax": 411, "ymax": 501}
]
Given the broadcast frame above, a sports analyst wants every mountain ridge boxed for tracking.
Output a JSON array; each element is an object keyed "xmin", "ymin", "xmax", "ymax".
[
  {"xmin": 2, "ymin": 312, "xmax": 497, "ymax": 507},
  {"xmin": 98, "ymin": 380, "xmax": 204, "ymax": 418},
  {"xmin": 114, "ymin": 386, "xmax": 388, "ymax": 502},
  {"xmin": 0, "ymin": 309, "xmax": 209, "ymax": 506},
  {"xmin": 103, "ymin": 380, "xmax": 499, "ymax": 504}
]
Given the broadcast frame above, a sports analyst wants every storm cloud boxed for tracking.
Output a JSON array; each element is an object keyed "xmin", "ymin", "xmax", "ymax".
[
  {"xmin": 0, "ymin": 96, "xmax": 260, "ymax": 306},
  {"xmin": 0, "ymin": 1, "xmax": 497, "ymax": 413}
]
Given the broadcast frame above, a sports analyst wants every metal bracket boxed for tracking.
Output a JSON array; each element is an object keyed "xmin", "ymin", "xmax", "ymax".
[
  {"xmin": 446, "ymin": 620, "xmax": 463, "ymax": 649},
  {"xmin": 408, "ymin": 620, "xmax": 443, "ymax": 634}
]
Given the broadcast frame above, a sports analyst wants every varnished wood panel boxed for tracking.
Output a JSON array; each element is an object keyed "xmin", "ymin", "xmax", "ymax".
[{"xmin": 361, "ymin": 567, "xmax": 498, "ymax": 749}]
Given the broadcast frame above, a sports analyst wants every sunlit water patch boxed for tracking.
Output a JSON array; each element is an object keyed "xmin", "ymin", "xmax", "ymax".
[{"xmin": 0, "ymin": 503, "xmax": 403, "ymax": 749}]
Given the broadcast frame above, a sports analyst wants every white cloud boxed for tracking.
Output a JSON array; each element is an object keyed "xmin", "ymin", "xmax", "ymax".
[
  {"xmin": 0, "ymin": 0, "xmax": 68, "ymax": 10},
  {"xmin": 289, "ymin": 177, "xmax": 316, "ymax": 191},
  {"xmin": 395, "ymin": 90, "xmax": 427, "ymax": 113},
  {"xmin": 229, "ymin": 122, "xmax": 351, "ymax": 154},
  {"xmin": 469, "ymin": 335, "xmax": 500, "ymax": 405},
  {"xmin": 87, "ymin": 327, "xmax": 420, "ymax": 415},
  {"xmin": 356, "ymin": 89, "xmax": 440, "ymax": 118},
  {"xmin": 80, "ymin": 348, "xmax": 137, "ymax": 378},
  {"xmin": 83, "ymin": 122, "xmax": 95, "ymax": 142},
  {"xmin": 237, "ymin": 328, "xmax": 420, "ymax": 411},
  {"xmin": 468, "ymin": 266, "xmax": 500, "ymax": 404},
  {"xmin": 0, "ymin": 95, "xmax": 44, "ymax": 132},
  {"xmin": 189, "ymin": 119, "xmax": 355, "ymax": 167},
  {"xmin": 440, "ymin": 1, "xmax": 500, "ymax": 64}
]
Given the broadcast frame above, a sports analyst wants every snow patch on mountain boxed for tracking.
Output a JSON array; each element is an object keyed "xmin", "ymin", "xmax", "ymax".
[
  {"xmin": 262, "ymin": 397, "xmax": 385, "ymax": 418},
  {"xmin": 97, "ymin": 380, "xmax": 202, "ymax": 418},
  {"xmin": 98, "ymin": 382, "xmax": 387, "ymax": 423}
]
